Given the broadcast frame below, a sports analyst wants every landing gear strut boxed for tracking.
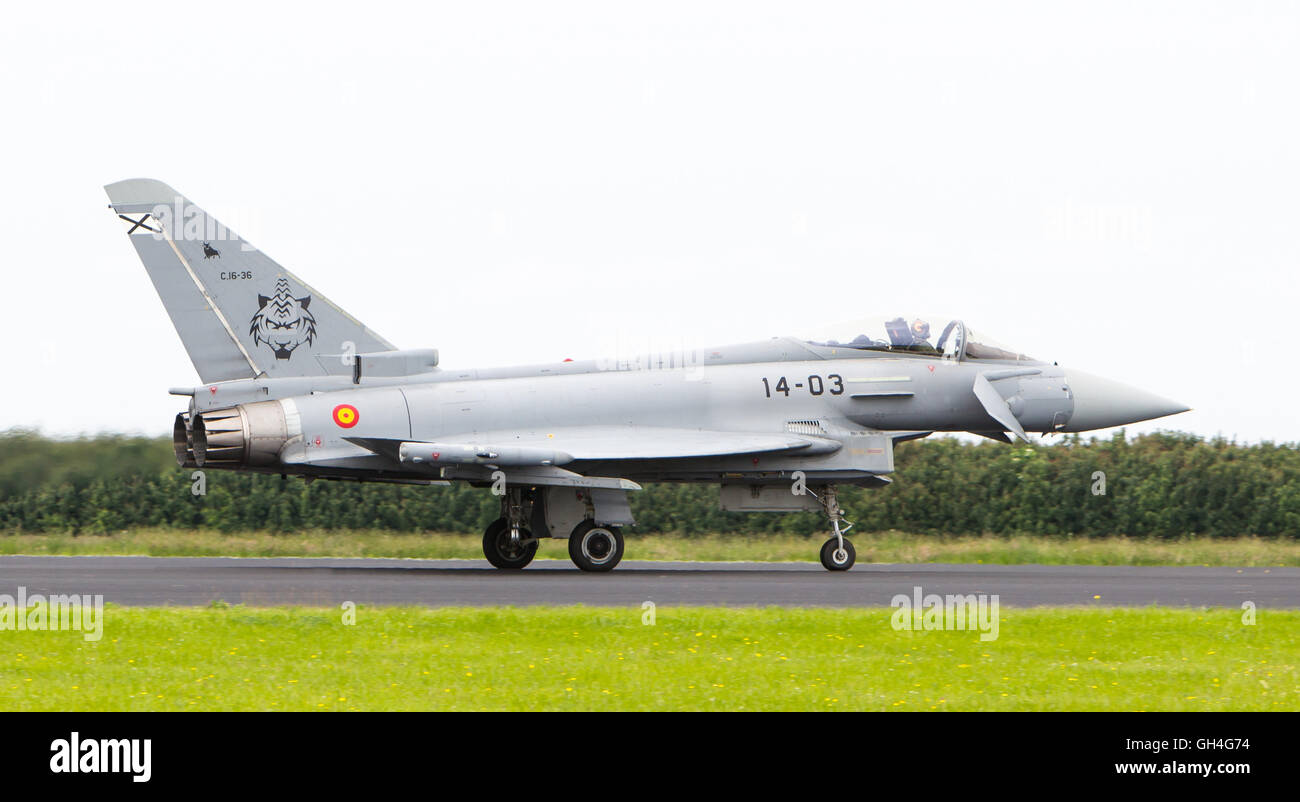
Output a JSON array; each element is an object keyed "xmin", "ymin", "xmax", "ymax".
[
  {"xmin": 815, "ymin": 485, "xmax": 855, "ymax": 571},
  {"xmin": 482, "ymin": 488, "xmax": 538, "ymax": 569}
]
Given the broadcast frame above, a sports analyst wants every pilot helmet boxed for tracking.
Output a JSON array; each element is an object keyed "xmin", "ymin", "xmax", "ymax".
[{"xmin": 911, "ymin": 319, "xmax": 931, "ymax": 340}]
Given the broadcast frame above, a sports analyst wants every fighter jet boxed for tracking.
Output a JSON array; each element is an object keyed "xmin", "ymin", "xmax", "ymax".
[{"xmin": 106, "ymin": 179, "xmax": 1189, "ymax": 571}]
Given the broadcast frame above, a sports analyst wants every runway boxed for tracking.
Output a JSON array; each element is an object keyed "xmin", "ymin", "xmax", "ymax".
[{"xmin": 1, "ymin": 556, "xmax": 1296, "ymax": 608}]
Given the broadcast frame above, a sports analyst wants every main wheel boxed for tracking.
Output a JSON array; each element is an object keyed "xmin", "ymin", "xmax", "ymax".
[
  {"xmin": 568, "ymin": 521, "xmax": 624, "ymax": 572},
  {"xmin": 483, "ymin": 517, "xmax": 538, "ymax": 569},
  {"xmin": 819, "ymin": 537, "xmax": 856, "ymax": 571}
]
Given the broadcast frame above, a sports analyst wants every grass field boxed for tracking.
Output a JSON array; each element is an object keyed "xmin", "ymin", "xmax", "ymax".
[
  {"xmin": 1, "ymin": 605, "xmax": 1295, "ymax": 711},
  {"xmin": 2, "ymin": 528, "xmax": 1299, "ymax": 566}
]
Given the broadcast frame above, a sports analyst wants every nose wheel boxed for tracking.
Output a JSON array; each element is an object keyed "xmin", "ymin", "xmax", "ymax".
[{"xmin": 820, "ymin": 536, "xmax": 856, "ymax": 571}]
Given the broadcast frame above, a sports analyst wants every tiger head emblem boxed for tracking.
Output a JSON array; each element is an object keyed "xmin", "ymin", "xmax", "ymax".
[{"xmin": 249, "ymin": 278, "xmax": 317, "ymax": 360}]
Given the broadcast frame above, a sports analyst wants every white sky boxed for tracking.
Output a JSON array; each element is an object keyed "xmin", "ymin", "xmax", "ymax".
[{"xmin": 1, "ymin": 2, "xmax": 1296, "ymax": 442}]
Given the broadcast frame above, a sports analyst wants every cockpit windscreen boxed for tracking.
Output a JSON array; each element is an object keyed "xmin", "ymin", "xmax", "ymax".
[{"xmin": 804, "ymin": 317, "xmax": 1038, "ymax": 363}]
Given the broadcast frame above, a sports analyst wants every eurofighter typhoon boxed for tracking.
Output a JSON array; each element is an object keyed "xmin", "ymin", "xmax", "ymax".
[{"xmin": 106, "ymin": 179, "xmax": 1189, "ymax": 571}]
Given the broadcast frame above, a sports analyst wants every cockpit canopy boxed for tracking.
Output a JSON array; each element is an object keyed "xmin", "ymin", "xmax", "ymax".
[{"xmin": 804, "ymin": 317, "xmax": 1039, "ymax": 363}]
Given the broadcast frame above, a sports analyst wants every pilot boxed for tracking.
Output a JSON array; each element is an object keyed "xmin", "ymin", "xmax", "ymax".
[{"xmin": 909, "ymin": 319, "xmax": 939, "ymax": 354}]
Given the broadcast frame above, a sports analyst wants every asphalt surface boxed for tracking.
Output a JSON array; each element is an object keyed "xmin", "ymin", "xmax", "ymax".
[{"xmin": 0, "ymin": 556, "xmax": 1296, "ymax": 608}]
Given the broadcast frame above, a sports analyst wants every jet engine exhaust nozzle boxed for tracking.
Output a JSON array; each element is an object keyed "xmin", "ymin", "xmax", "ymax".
[
  {"xmin": 191, "ymin": 402, "xmax": 290, "ymax": 468},
  {"xmin": 173, "ymin": 412, "xmax": 198, "ymax": 468}
]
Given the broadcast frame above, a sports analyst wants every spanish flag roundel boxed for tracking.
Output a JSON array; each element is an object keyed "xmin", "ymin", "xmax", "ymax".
[{"xmin": 332, "ymin": 404, "xmax": 360, "ymax": 428}]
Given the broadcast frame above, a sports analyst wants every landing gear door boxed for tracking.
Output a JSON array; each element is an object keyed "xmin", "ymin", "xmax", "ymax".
[
  {"xmin": 590, "ymin": 489, "xmax": 635, "ymax": 526},
  {"xmin": 541, "ymin": 487, "xmax": 586, "ymax": 538},
  {"xmin": 541, "ymin": 487, "xmax": 636, "ymax": 538}
]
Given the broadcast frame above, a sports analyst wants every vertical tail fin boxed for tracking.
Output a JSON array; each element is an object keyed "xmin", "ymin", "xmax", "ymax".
[{"xmin": 105, "ymin": 178, "xmax": 395, "ymax": 383}]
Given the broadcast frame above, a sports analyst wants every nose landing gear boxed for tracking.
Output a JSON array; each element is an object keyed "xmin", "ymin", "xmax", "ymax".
[{"xmin": 813, "ymin": 485, "xmax": 856, "ymax": 571}]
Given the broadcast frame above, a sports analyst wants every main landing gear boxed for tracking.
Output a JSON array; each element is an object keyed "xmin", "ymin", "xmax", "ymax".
[
  {"xmin": 481, "ymin": 486, "xmax": 625, "ymax": 572},
  {"xmin": 482, "ymin": 517, "xmax": 537, "ymax": 569},
  {"xmin": 814, "ymin": 485, "xmax": 855, "ymax": 571},
  {"xmin": 568, "ymin": 520, "xmax": 624, "ymax": 572},
  {"xmin": 482, "ymin": 489, "xmax": 538, "ymax": 569},
  {"xmin": 481, "ymin": 517, "xmax": 625, "ymax": 572}
]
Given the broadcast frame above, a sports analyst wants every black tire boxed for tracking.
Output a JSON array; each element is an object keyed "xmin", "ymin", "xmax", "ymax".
[
  {"xmin": 483, "ymin": 517, "xmax": 538, "ymax": 569},
  {"xmin": 568, "ymin": 521, "xmax": 624, "ymax": 572},
  {"xmin": 819, "ymin": 536, "xmax": 855, "ymax": 571}
]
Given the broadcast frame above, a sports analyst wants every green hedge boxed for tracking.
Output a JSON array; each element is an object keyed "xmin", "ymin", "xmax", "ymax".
[{"xmin": 1, "ymin": 429, "xmax": 1297, "ymax": 538}]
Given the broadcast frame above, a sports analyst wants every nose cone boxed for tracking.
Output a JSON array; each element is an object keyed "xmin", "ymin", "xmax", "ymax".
[{"xmin": 1062, "ymin": 369, "xmax": 1190, "ymax": 432}]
